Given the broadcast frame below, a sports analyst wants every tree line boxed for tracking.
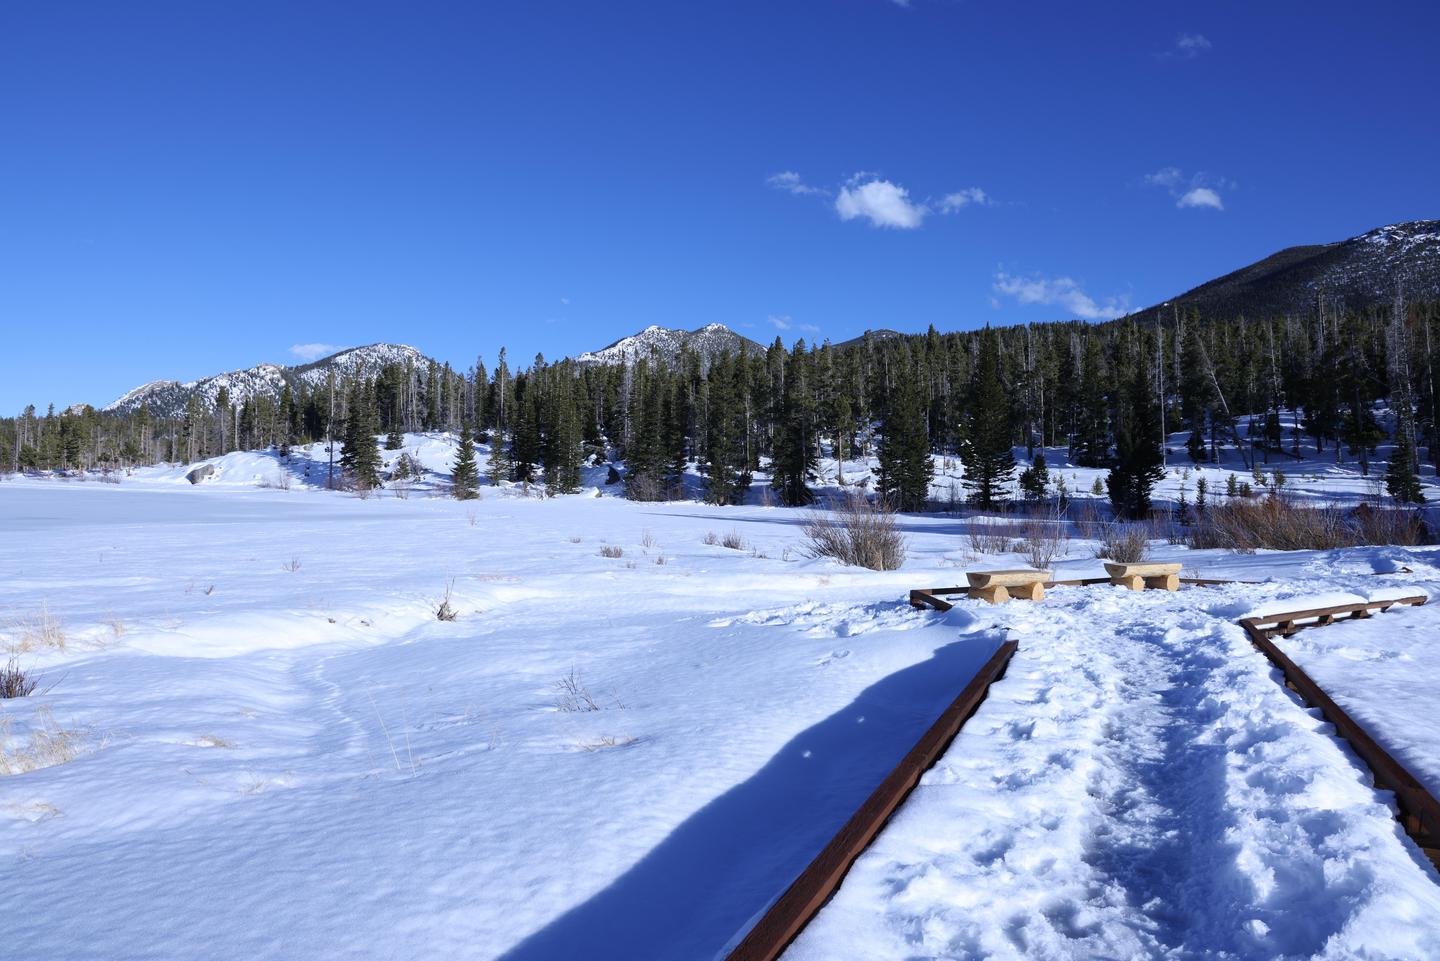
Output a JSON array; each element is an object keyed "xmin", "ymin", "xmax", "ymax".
[{"xmin": 5, "ymin": 292, "xmax": 1436, "ymax": 515}]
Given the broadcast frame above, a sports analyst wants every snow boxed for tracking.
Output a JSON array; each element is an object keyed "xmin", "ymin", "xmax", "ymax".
[
  {"xmin": 1272, "ymin": 599, "xmax": 1440, "ymax": 801},
  {"xmin": 3, "ymin": 446, "xmax": 1440, "ymax": 960}
]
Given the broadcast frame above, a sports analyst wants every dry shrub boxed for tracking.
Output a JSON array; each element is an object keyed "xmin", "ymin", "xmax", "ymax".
[
  {"xmin": 1020, "ymin": 512, "xmax": 1069, "ymax": 570},
  {"xmin": 720, "ymin": 530, "xmax": 748, "ymax": 551},
  {"xmin": 966, "ymin": 510, "xmax": 1023, "ymax": 555},
  {"xmin": 555, "ymin": 667, "xmax": 601, "ymax": 713},
  {"xmin": 599, "ymin": 545, "xmax": 624, "ymax": 559},
  {"xmin": 436, "ymin": 579, "xmax": 458, "ymax": 621},
  {"xmin": 802, "ymin": 496, "xmax": 907, "ymax": 571},
  {"xmin": 1188, "ymin": 497, "xmax": 1430, "ymax": 553},
  {"xmin": 1, "ymin": 658, "xmax": 37, "ymax": 698},
  {"xmin": 703, "ymin": 531, "xmax": 720, "ymax": 546},
  {"xmin": 1096, "ymin": 524, "xmax": 1150, "ymax": 563},
  {"xmin": 1352, "ymin": 504, "xmax": 1430, "ymax": 547}
]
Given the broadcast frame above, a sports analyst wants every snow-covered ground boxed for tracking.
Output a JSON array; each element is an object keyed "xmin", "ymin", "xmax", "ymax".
[{"xmin": 3, "ymin": 434, "xmax": 1440, "ymax": 960}]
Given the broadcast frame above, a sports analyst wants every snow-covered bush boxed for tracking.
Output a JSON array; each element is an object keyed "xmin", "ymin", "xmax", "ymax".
[{"xmin": 802, "ymin": 496, "xmax": 906, "ymax": 571}]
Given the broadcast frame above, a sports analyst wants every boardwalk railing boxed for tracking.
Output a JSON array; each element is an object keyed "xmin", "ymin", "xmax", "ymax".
[{"xmin": 1239, "ymin": 596, "xmax": 1440, "ymax": 868}]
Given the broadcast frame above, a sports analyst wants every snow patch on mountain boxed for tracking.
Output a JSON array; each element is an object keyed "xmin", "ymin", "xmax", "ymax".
[
  {"xmin": 575, "ymin": 324, "xmax": 761, "ymax": 367},
  {"xmin": 103, "ymin": 344, "xmax": 431, "ymax": 417}
]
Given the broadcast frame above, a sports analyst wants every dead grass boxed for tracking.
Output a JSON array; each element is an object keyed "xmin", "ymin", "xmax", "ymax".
[
  {"xmin": 703, "ymin": 531, "xmax": 720, "ymax": 546},
  {"xmin": 599, "ymin": 545, "xmax": 624, "ymax": 559},
  {"xmin": 1185, "ymin": 497, "xmax": 1430, "ymax": 553},
  {"xmin": 574, "ymin": 734, "xmax": 639, "ymax": 752},
  {"xmin": 801, "ymin": 496, "xmax": 907, "ymax": 571},
  {"xmin": 0, "ymin": 707, "xmax": 90, "ymax": 775},
  {"xmin": 4, "ymin": 604, "xmax": 65, "ymax": 653},
  {"xmin": 720, "ymin": 530, "xmax": 747, "ymax": 551},
  {"xmin": 436, "ymin": 579, "xmax": 458, "ymax": 621}
]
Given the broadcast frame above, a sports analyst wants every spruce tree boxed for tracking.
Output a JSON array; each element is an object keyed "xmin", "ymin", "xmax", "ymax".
[
  {"xmin": 544, "ymin": 384, "xmax": 584, "ymax": 495},
  {"xmin": 487, "ymin": 427, "xmax": 514, "ymax": 485},
  {"xmin": 771, "ymin": 342, "xmax": 817, "ymax": 507},
  {"xmin": 1106, "ymin": 368, "xmax": 1165, "ymax": 519},
  {"xmin": 876, "ymin": 370, "xmax": 933, "ymax": 511},
  {"xmin": 385, "ymin": 425, "xmax": 404, "ymax": 450},
  {"xmin": 451, "ymin": 425, "xmax": 480, "ymax": 499},
  {"xmin": 1019, "ymin": 451, "xmax": 1049, "ymax": 502},
  {"xmin": 1385, "ymin": 432, "xmax": 1425, "ymax": 503},
  {"xmin": 961, "ymin": 330, "xmax": 1014, "ymax": 508},
  {"xmin": 702, "ymin": 353, "xmax": 751, "ymax": 506},
  {"xmin": 339, "ymin": 381, "xmax": 382, "ymax": 489}
]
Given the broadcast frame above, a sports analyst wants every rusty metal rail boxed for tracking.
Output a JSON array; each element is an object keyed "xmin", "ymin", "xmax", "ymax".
[
  {"xmin": 1239, "ymin": 596, "xmax": 1440, "ymax": 868},
  {"xmin": 724, "ymin": 639, "xmax": 1019, "ymax": 961}
]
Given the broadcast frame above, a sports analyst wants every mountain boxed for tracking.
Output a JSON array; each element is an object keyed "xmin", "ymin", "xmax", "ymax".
[
  {"xmin": 104, "ymin": 344, "xmax": 432, "ymax": 418},
  {"xmin": 575, "ymin": 324, "xmax": 763, "ymax": 367},
  {"xmin": 1132, "ymin": 220, "xmax": 1440, "ymax": 323}
]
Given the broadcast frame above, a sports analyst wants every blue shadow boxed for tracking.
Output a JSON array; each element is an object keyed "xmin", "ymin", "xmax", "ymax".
[{"xmin": 497, "ymin": 628, "xmax": 1003, "ymax": 961}]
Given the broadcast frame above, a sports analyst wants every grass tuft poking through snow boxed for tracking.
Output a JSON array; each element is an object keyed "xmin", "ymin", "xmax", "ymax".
[
  {"xmin": 5, "ymin": 603, "xmax": 66, "ymax": 653},
  {"xmin": 436, "ymin": 579, "xmax": 458, "ymax": 621},
  {"xmin": 0, "ymin": 706, "xmax": 90, "ymax": 775},
  {"xmin": 598, "ymin": 545, "xmax": 624, "ymax": 558}
]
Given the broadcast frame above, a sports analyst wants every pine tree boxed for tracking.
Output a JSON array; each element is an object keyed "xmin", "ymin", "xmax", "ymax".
[
  {"xmin": 877, "ymin": 369, "xmax": 933, "ymax": 511},
  {"xmin": 1073, "ymin": 336, "xmax": 1110, "ymax": 467},
  {"xmin": 487, "ymin": 427, "xmax": 514, "ymax": 485},
  {"xmin": 544, "ymin": 382, "xmax": 584, "ymax": 495},
  {"xmin": 1019, "ymin": 451, "xmax": 1049, "ymax": 502},
  {"xmin": 961, "ymin": 330, "xmax": 1014, "ymax": 508},
  {"xmin": 1106, "ymin": 367, "xmax": 1165, "ymax": 519},
  {"xmin": 451, "ymin": 425, "xmax": 480, "ymax": 499},
  {"xmin": 1195, "ymin": 476, "xmax": 1208, "ymax": 515},
  {"xmin": 1385, "ymin": 431, "xmax": 1425, "ymax": 503},
  {"xmin": 771, "ymin": 342, "xmax": 817, "ymax": 507},
  {"xmin": 385, "ymin": 425, "xmax": 404, "ymax": 450},
  {"xmin": 702, "ymin": 353, "xmax": 751, "ymax": 506},
  {"xmin": 339, "ymin": 381, "xmax": 382, "ymax": 489}
]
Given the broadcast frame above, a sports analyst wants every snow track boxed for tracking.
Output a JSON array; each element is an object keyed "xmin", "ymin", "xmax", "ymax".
[{"xmin": 787, "ymin": 588, "xmax": 1440, "ymax": 961}]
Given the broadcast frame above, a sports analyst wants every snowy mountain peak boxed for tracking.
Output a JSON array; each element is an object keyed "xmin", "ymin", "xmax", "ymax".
[
  {"xmin": 575, "ymin": 324, "xmax": 763, "ymax": 367},
  {"xmin": 103, "ymin": 343, "xmax": 437, "ymax": 417}
]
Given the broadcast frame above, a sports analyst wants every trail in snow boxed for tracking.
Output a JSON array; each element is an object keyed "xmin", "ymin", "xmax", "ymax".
[{"xmin": 787, "ymin": 586, "xmax": 1440, "ymax": 961}]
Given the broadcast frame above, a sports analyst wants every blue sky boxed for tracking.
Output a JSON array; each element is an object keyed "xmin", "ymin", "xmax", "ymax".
[{"xmin": 3, "ymin": 1, "xmax": 1437, "ymax": 411}]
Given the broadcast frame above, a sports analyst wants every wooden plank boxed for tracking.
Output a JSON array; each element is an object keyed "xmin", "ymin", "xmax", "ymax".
[
  {"xmin": 1244, "ymin": 596, "xmax": 1427, "ymax": 631},
  {"xmin": 1240, "ymin": 612, "xmax": 1440, "ymax": 869},
  {"xmin": 725, "ymin": 640, "xmax": 1019, "ymax": 961}
]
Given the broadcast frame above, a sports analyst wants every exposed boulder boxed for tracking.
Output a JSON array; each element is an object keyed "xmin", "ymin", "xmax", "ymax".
[{"xmin": 186, "ymin": 464, "xmax": 216, "ymax": 485}]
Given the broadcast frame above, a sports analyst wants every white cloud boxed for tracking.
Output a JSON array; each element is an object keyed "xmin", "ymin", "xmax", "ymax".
[
  {"xmin": 939, "ymin": 187, "xmax": 991, "ymax": 212},
  {"xmin": 992, "ymin": 272, "xmax": 1129, "ymax": 321},
  {"xmin": 1175, "ymin": 33, "xmax": 1211, "ymax": 55},
  {"xmin": 1143, "ymin": 167, "xmax": 1183, "ymax": 189},
  {"xmin": 559, "ymin": 296, "xmax": 570, "ymax": 305},
  {"xmin": 1177, "ymin": 186, "xmax": 1224, "ymax": 210},
  {"xmin": 1144, "ymin": 167, "xmax": 1229, "ymax": 211},
  {"xmin": 766, "ymin": 171, "xmax": 823, "ymax": 196},
  {"xmin": 289, "ymin": 343, "xmax": 340, "ymax": 361},
  {"xmin": 768, "ymin": 314, "xmax": 819, "ymax": 334},
  {"xmin": 1158, "ymin": 32, "xmax": 1212, "ymax": 60},
  {"xmin": 835, "ymin": 178, "xmax": 927, "ymax": 229}
]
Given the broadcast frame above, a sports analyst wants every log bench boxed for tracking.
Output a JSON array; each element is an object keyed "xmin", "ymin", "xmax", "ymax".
[
  {"xmin": 1104, "ymin": 561, "xmax": 1182, "ymax": 592},
  {"xmin": 966, "ymin": 569, "xmax": 1050, "ymax": 604}
]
